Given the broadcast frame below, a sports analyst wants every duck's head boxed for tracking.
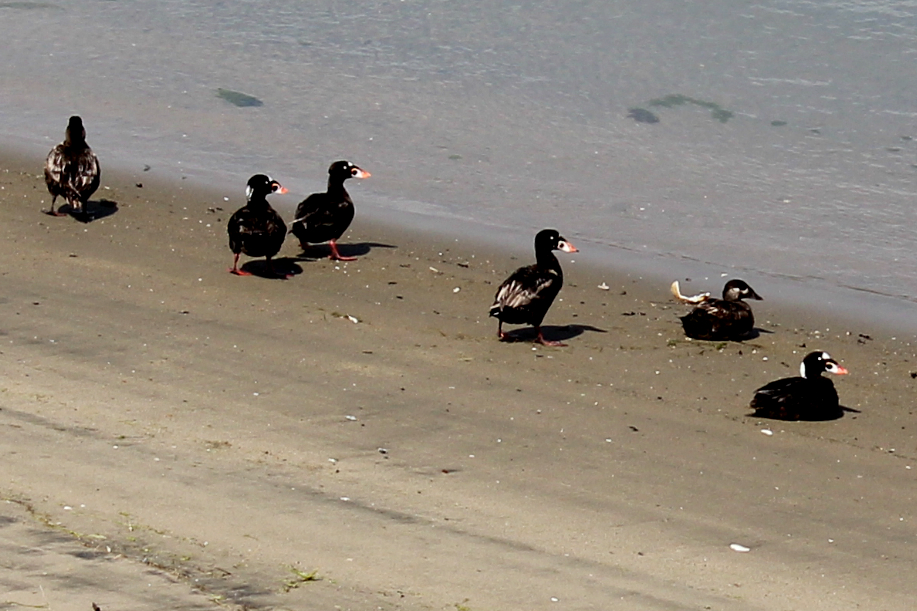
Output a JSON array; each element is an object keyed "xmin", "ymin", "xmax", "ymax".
[
  {"xmin": 800, "ymin": 351, "xmax": 848, "ymax": 378},
  {"xmin": 722, "ymin": 279, "xmax": 762, "ymax": 302},
  {"xmin": 329, "ymin": 160, "xmax": 371, "ymax": 181},
  {"xmin": 535, "ymin": 229, "xmax": 578, "ymax": 254},
  {"xmin": 65, "ymin": 115, "xmax": 86, "ymax": 145},
  {"xmin": 246, "ymin": 174, "xmax": 288, "ymax": 200}
]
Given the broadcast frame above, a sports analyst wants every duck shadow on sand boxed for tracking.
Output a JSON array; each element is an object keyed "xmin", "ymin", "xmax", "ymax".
[
  {"xmin": 746, "ymin": 327, "xmax": 774, "ymax": 340},
  {"xmin": 294, "ymin": 241, "xmax": 397, "ymax": 261},
  {"xmin": 500, "ymin": 324, "xmax": 608, "ymax": 344},
  {"xmin": 237, "ymin": 257, "xmax": 303, "ymax": 279},
  {"xmin": 45, "ymin": 199, "xmax": 119, "ymax": 223},
  {"xmin": 749, "ymin": 405, "xmax": 861, "ymax": 422}
]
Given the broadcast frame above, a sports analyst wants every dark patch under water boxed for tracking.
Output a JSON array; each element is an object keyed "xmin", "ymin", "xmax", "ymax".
[
  {"xmin": 627, "ymin": 108, "xmax": 660, "ymax": 124},
  {"xmin": 216, "ymin": 88, "xmax": 263, "ymax": 108},
  {"xmin": 648, "ymin": 94, "xmax": 734, "ymax": 123},
  {"xmin": 0, "ymin": 1, "xmax": 62, "ymax": 8}
]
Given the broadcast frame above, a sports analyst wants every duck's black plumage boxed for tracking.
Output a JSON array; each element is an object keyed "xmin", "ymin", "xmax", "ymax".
[
  {"xmin": 44, "ymin": 116, "xmax": 101, "ymax": 216},
  {"xmin": 489, "ymin": 229, "xmax": 578, "ymax": 346},
  {"xmin": 680, "ymin": 279, "xmax": 762, "ymax": 341},
  {"xmin": 227, "ymin": 174, "xmax": 288, "ymax": 276},
  {"xmin": 290, "ymin": 160, "xmax": 370, "ymax": 261},
  {"xmin": 751, "ymin": 351, "xmax": 848, "ymax": 421}
]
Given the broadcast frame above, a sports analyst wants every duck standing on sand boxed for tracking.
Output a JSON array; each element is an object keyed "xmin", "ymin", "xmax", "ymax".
[
  {"xmin": 672, "ymin": 278, "xmax": 762, "ymax": 341},
  {"xmin": 490, "ymin": 229, "xmax": 578, "ymax": 346},
  {"xmin": 227, "ymin": 174, "xmax": 289, "ymax": 277},
  {"xmin": 290, "ymin": 160, "xmax": 370, "ymax": 261},
  {"xmin": 751, "ymin": 351, "xmax": 848, "ymax": 420},
  {"xmin": 44, "ymin": 115, "xmax": 101, "ymax": 216}
]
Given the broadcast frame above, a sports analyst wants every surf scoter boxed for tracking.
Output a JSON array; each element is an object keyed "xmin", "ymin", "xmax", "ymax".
[
  {"xmin": 489, "ymin": 229, "xmax": 578, "ymax": 346},
  {"xmin": 44, "ymin": 116, "xmax": 101, "ymax": 216},
  {"xmin": 674, "ymin": 279, "xmax": 762, "ymax": 341},
  {"xmin": 227, "ymin": 174, "xmax": 289, "ymax": 277},
  {"xmin": 751, "ymin": 351, "xmax": 848, "ymax": 420},
  {"xmin": 289, "ymin": 160, "xmax": 370, "ymax": 261}
]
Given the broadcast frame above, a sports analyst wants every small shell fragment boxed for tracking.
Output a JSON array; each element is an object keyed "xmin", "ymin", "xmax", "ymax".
[
  {"xmin": 730, "ymin": 543, "xmax": 751, "ymax": 552},
  {"xmin": 347, "ymin": 315, "xmax": 359, "ymax": 324},
  {"xmin": 761, "ymin": 429, "xmax": 773, "ymax": 436},
  {"xmin": 345, "ymin": 415, "xmax": 357, "ymax": 421},
  {"xmin": 598, "ymin": 282, "xmax": 610, "ymax": 290}
]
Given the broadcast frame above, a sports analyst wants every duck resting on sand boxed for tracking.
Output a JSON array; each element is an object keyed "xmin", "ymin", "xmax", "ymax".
[
  {"xmin": 673, "ymin": 278, "xmax": 762, "ymax": 341},
  {"xmin": 751, "ymin": 351, "xmax": 848, "ymax": 421}
]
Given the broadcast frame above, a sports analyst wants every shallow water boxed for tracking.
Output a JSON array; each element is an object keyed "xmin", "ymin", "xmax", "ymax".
[{"xmin": 2, "ymin": 0, "xmax": 916, "ymax": 326}]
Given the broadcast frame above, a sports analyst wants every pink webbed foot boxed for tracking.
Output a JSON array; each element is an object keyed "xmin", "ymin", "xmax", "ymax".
[
  {"xmin": 329, "ymin": 241, "xmax": 357, "ymax": 262},
  {"xmin": 535, "ymin": 329, "xmax": 567, "ymax": 347}
]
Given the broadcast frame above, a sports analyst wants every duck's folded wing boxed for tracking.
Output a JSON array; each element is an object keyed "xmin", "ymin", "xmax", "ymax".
[{"xmin": 492, "ymin": 267, "xmax": 556, "ymax": 310}]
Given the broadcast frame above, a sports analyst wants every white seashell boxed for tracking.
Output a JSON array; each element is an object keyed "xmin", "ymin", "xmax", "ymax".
[
  {"xmin": 761, "ymin": 429, "xmax": 773, "ymax": 436},
  {"xmin": 730, "ymin": 543, "xmax": 751, "ymax": 552}
]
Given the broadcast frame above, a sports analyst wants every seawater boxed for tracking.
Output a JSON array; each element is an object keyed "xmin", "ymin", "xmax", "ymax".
[{"xmin": 2, "ymin": 0, "xmax": 916, "ymax": 329}]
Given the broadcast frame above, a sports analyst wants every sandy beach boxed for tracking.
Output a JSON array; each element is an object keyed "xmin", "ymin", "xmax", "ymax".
[{"xmin": 2, "ymin": 150, "xmax": 917, "ymax": 610}]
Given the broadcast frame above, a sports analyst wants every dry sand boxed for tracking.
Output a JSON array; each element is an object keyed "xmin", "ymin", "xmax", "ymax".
[{"xmin": 1, "ymin": 150, "xmax": 916, "ymax": 611}]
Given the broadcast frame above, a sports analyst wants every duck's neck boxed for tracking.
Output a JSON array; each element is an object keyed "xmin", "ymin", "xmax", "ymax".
[
  {"xmin": 64, "ymin": 128, "xmax": 86, "ymax": 149},
  {"xmin": 327, "ymin": 176, "xmax": 350, "ymax": 197},
  {"xmin": 535, "ymin": 248, "xmax": 562, "ymax": 276}
]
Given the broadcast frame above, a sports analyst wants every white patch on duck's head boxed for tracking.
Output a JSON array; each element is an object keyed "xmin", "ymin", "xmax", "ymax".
[
  {"xmin": 800, "ymin": 351, "xmax": 845, "ymax": 378},
  {"xmin": 245, "ymin": 174, "xmax": 277, "ymax": 200}
]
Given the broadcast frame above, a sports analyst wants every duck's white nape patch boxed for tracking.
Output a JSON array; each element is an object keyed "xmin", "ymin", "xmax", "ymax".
[
  {"xmin": 245, "ymin": 185, "xmax": 253, "ymax": 199},
  {"xmin": 800, "ymin": 361, "xmax": 806, "ymax": 378}
]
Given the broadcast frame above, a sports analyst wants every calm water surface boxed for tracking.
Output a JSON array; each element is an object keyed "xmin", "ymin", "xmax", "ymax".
[{"xmin": 2, "ymin": 0, "xmax": 916, "ymax": 327}]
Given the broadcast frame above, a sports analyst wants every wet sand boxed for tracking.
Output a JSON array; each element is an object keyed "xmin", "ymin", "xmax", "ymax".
[{"xmin": 1, "ymin": 151, "xmax": 916, "ymax": 611}]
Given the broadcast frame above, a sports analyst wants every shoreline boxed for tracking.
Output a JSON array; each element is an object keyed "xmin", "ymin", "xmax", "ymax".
[
  {"xmin": 2, "ymin": 145, "xmax": 917, "ymax": 610},
  {"xmin": 5, "ymin": 132, "xmax": 916, "ymax": 339}
]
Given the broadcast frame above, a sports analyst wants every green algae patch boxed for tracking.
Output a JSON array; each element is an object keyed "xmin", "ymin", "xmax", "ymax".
[
  {"xmin": 217, "ymin": 88, "xmax": 263, "ymax": 108},
  {"xmin": 647, "ymin": 94, "xmax": 734, "ymax": 123}
]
